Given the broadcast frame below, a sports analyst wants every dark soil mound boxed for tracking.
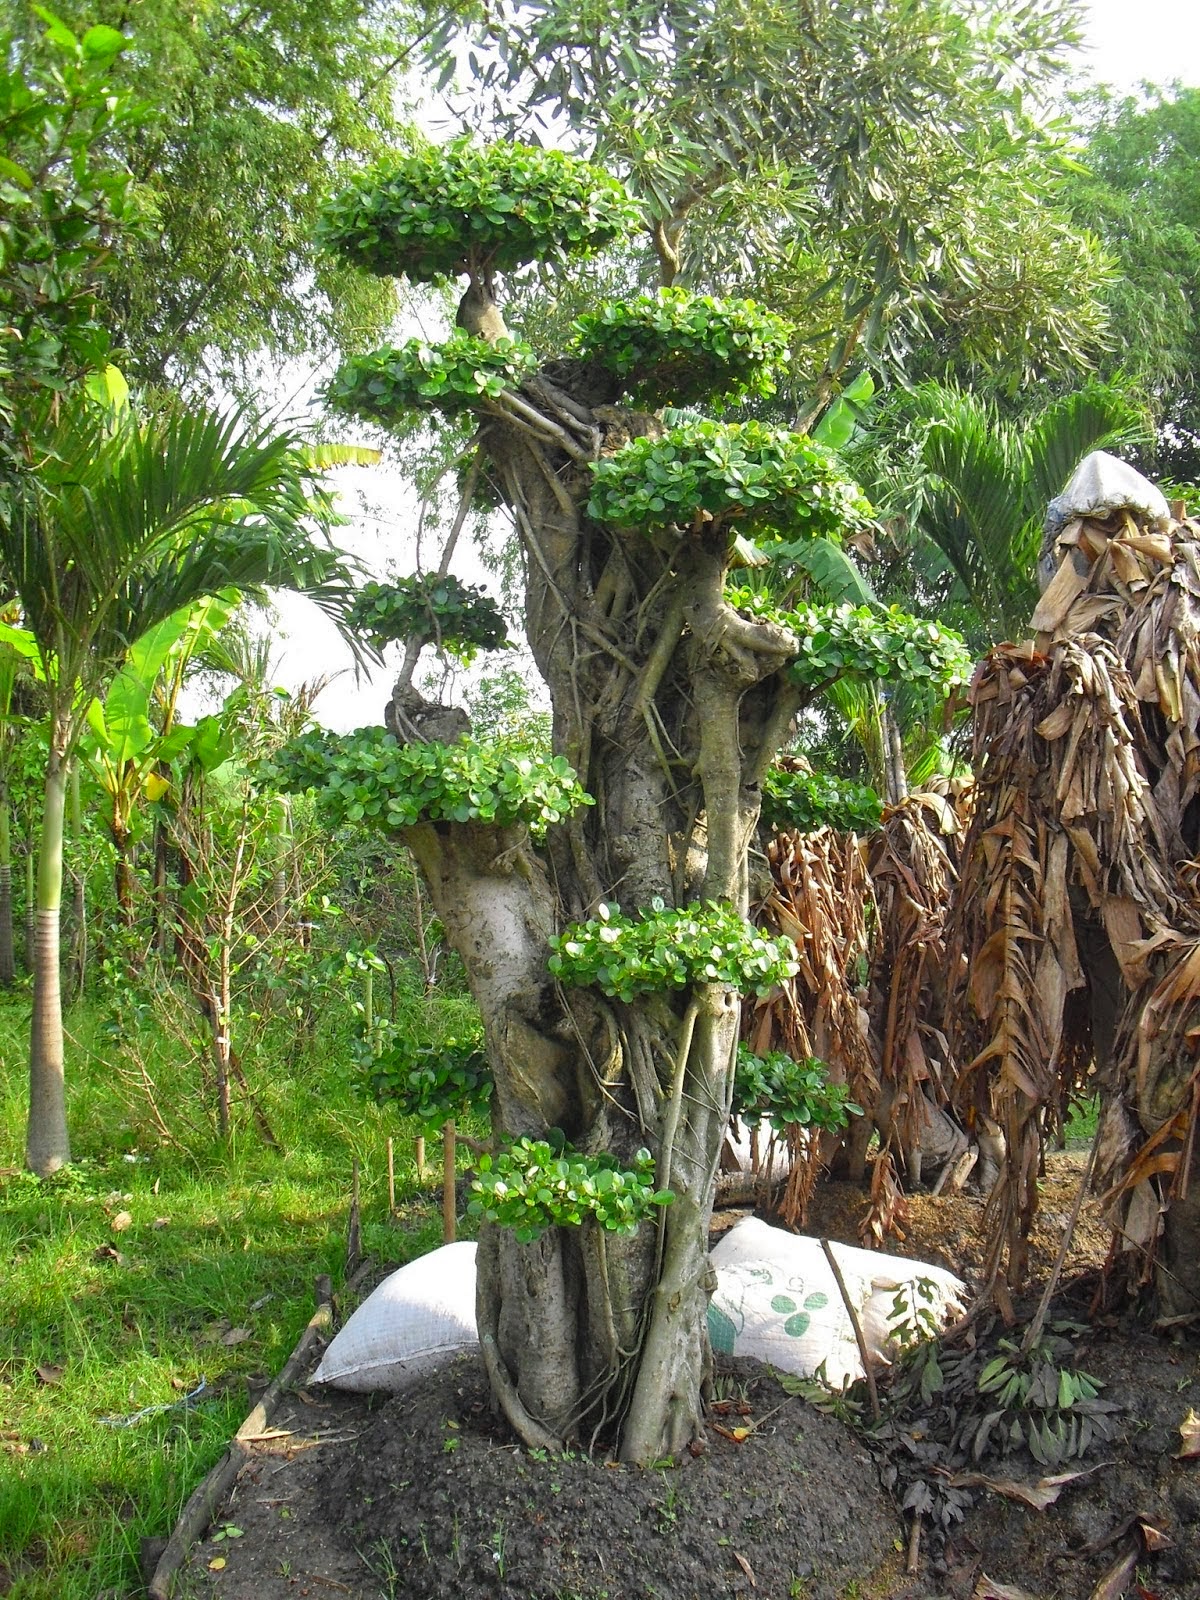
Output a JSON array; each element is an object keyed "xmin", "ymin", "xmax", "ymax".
[{"xmin": 318, "ymin": 1354, "xmax": 902, "ymax": 1600}]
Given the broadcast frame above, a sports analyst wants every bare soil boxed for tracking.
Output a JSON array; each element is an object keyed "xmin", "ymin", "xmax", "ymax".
[{"xmin": 172, "ymin": 1155, "xmax": 1200, "ymax": 1600}]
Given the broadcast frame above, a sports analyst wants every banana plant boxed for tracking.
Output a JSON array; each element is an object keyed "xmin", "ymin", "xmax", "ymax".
[{"xmin": 83, "ymin": 592, "xmax": 238, "ymax": 926}]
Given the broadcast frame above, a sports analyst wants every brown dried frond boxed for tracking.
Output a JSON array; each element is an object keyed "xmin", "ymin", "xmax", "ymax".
[
  {"xmin": 953, "ymin": 512, "xmax": 1200, "ymax": 1301},
  {"xmin": 868, "ymin": 792, "xmax": 963, "ymax": 1163},
  {"xmin": 748, "ymin": 826, "xmax": 875, "ymax": 1227}
]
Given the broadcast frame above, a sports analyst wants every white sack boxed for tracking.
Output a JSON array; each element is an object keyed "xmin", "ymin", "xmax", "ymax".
[
  {"xmin": 708, "ymin": 1218, "xmax": 965, "ymax": 1388},
  {"xmin": 721, "ymin": 1116, "xmax": 794, "ymax": 1179},
  {"xmin": 313, "ymin": 1241, "xmax": 479, "ymax": 1392}
]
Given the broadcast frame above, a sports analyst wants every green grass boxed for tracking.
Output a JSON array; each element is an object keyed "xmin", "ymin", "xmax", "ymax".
[{"xmin": 0, "ymin": 988, "xmax": 477, "ymax": 1599}]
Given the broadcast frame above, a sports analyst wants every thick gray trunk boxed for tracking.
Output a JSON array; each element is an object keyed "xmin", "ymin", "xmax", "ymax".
[{"xmin": 393, "ymin": 366, "xmax": 800, "ymax": 1462}]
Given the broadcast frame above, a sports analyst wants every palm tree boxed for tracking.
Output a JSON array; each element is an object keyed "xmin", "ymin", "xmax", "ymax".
[
  {"xmin": 0, "ymin": 392, "xmax": 353, "ymax": 1174},
  {"xmin": 861, "ymin": 381, "xmax": 1147, "ymax": 644}
]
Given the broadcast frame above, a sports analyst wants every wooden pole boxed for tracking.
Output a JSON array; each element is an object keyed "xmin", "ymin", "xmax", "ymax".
[
  {"xmin": 415, "ymin": 1134, "xmax": 426, "ymax": 1180},
  {"xmin": 442, "ymin": 1119, "xmax": 456, "ymax": 1244},
  {"xmin": 386, "ymin": 1137, "xmax": 396, "ymax": 1214}
]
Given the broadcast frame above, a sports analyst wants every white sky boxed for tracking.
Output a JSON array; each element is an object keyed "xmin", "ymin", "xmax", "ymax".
[{"xmin": 266, "ymin": 0, "xmax": 1200, "ymax": 732}]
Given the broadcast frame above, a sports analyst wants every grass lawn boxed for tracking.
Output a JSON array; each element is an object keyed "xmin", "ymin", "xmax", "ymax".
[{"xmin": 0, "ymin": 990, "xmax": 469, "ymax": 1599}]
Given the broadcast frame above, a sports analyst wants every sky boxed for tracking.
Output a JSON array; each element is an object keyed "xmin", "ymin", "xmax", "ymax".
[{"xmin": 265, "ymin": 0, "xmax": 1200, "ymax": 732}]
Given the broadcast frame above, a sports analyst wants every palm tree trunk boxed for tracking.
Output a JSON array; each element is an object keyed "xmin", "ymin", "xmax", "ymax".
[
  {"xmin": 0, "ymin": 798, "xmax": 15, "ymax": 986},
  {"xmin": 23, "ymin": 848, "xmax": 34, "ymax": 975},
  {"xmin": 67, "ymin": 764, "xmax": 86, "ymax": 1000},
  {"xmin": 26, "ymin": 744, "xmax": 70, "ymax": 1175}
]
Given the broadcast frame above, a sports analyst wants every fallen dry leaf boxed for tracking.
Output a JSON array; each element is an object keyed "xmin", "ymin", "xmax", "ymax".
[
  {"xmin": 93, "ymin": 1245, "xmax": 125, "ymax": 1265},
  {"xmin": 1089, "ymin": 1548, "xmax": 1138, "ymax": 1600},
  {"xmin": 1178, "ymin": 1407, "xmax": 1200, "ymax": 1458},
  {"xmin": 947, "ymin": 1466, "xmax": 1102, "ymax": 1510},
  {"xmin": 152, "ymin": 1217, "xmax": 170, "ymax": 1229},
  {"xmin": 208, "ymin": 1556, "xmax": 226, "ymax": 1571},
  {"xmin": 733, "ymin": 1551, "xmax": 755, "ymax": 1586},
  {"xmin": 221, "ymin": 1327, "xmax": 252, "ymax": 1347},
  {"xmin": 110, "ymin": 1211, "xmax": 133, "ymax": 1233},
  {"xmin": 972, "ymin": 1575, "xmax": 1039, "ymax": 1600},
  {"xmin": 1139, "ymin": 1520, "xmax": 1173, "ymax": 1553}
]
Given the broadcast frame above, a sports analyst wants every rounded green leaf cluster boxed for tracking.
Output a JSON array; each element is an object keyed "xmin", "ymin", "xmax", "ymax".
[
  {"xmin": 728, "ymin": 588, "xmax": 972, "ymax": 696},
  {"xmin": 587, "ymin": 420, "xmax": 869, "ymax": 540},
  {"xmin": 261, "ymin": 726, "xmax": 593, "ymax": 836},
  {"xmin": 732, "ymin": 1045, "xmax": 862, "ymax": 1135},
  {"xmin": 572, "ymin": 288, "xmax": 792, "ymax": 408},
  {"xmin": 347, "ymin": 575, "xmax": 510, "ymax": 660},
  {"xmin": 316, "ymin": 138, "xmax": 642, "ymax": 282},
  {"xmin": 762, "ymin": 767, "xmax": 883, "ymax": 835},
  {"xmin": 363, "ymin": 1029, "xmax": 492, "ymax": 1131},
  {"xmin": 547, "ymin": 900, "xmax": 798, "ymax": 1002},
  {"xmin": 468, "ymin": 1135, "xmax": 671, "ymax": 1243},
  {"xmin": 327, "ymin": 331, "xmax": 536, "ymax": 425}
]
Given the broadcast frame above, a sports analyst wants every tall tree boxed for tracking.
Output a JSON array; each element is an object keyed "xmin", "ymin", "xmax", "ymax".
[
  {"xmin": 272, "ymin": 141, "xmax": 968, "ymax": 1462},
  {"xmin": 1066, "ymin": 85, "xmax": 1200, "ymax": 484},
  {"xmin": 10, "ymin": 0, "xmax": 424, "ymax": 395}
]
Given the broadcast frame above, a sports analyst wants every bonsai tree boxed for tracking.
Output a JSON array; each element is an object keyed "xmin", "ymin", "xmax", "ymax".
[{"xmin": 274, "ymin": 138, "xmax": 967, "ymax": 1462}]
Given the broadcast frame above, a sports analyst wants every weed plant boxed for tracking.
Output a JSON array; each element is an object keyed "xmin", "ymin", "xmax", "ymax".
[{"xmin": 0, "ymin": 977, "xmax": 481, "ymax": 1599}]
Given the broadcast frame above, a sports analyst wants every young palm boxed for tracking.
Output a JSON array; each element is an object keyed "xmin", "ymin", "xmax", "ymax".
[
  {"xmin": 0, "ymin": 393, "xmax": 353, "ymax": 1173},
  {"xmin": 874, "ymin": 382, "xmax": 1146, "ymax": 644}
]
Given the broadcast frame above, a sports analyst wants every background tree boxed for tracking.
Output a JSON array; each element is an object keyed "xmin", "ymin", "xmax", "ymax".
[
  {"xmin": 8, "ymin": 0, "xmax": 425, "ymax": 397},
  {"xmin": 1066, "ymin": 85, "xmax": 1200, "ymax": 485},
  {"xmin": 435, "ymin": 0, "xmax": 1114, "ymax": 414}
]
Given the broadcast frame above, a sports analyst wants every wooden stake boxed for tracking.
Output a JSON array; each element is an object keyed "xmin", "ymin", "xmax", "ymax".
[
  {"xmin": 442, "ymin": 1119, "xmax": 456, "ymax": 1244},
  {"xmin": 820, "ymin": 1236, "xmax": 880, "ymax": 1423},
  {"xmin": 386, "ymin": 1137, "xmax": 395, "ymax": 1214},
  {"xmin": 347, "ymin": 1158, "xmax": 362, "ymax": 1274},
  {"xmin": 415, "ymin": 1134, "xmax": 426, "ymax": 1181}
]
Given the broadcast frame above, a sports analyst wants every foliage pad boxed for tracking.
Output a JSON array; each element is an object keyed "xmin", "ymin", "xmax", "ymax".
[
  {"xmin": 327, "ymin": 331, "xmax": 537, "ymax": 425},
  {"xmin": 573, "ymin": 288, "xmax": 791, "ymax": 407},
  {"xmin": 262, "ymin": 726, "xmax": 591, "ymax": 834},
  {"xmin": 346, "ymin": 576, "xmax": 510, "ymax": 659},
  {"xmin": 548, "ymin": 900, "xmax": 798, "ymax": 1002},
  {"xmin": 728, "ymin": 589, "xmax": 972, "ymax": 696},
  {"xmin": 468, "ymin": 1136, "xmax": 670, "ymax": 1243},
  {"xmin": 731, "ymin": 1045, "xmax": 861, "ymax": 1134},
  {"xmin": 317, "ymin": 139, "xmax": 641, "ymax": 282},
  {"xmin": 588, "ymin": 421, "xmax": 869, "ymax": 539}
]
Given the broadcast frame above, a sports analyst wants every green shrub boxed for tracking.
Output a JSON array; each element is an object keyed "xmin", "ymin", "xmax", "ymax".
[
  {"xmin": 731, "ymin": 1045, "xmax": 861, "ymax": 1133},
  {"xmin": 762, "ymin": 767, "xmax": 883, "ymax": 834}
]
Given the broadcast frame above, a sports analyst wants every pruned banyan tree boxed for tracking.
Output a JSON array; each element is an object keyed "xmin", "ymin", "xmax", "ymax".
[
  {"xmin": 271, "ymin": 139, "xmax": 967, "ymax": 1462},
  {"xmin": 947, "ymin": 484, "xmax": 1200, "ymax": 1314}
]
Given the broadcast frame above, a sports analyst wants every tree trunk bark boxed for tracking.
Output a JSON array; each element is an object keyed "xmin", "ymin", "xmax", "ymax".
[
  {"xmin": 387, "ymin": 373, "xmax": 800, "ymax": 1462},
  {"xmin": 26, "ymin": 741, "xmax": 70, "ymax": 1175}
]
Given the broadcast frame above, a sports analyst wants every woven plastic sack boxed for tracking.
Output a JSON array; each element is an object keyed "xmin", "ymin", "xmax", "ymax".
[
  {"xmin": 312, "ymin": 1241, "xmax": 478, "ymax": 1392},
  {"xmin": 708, "ymin": 1218, "xmax": 964, "ymax": 1387}
]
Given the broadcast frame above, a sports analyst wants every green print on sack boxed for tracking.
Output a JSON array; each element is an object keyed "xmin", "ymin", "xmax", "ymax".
[
  {"xmin": 707, "ymin": 1263, "xmax": 831, "ymax": 1351},
  {"xmin": 769, "ymin": 1290, "xmax": 830, "ymax": 1339}
]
